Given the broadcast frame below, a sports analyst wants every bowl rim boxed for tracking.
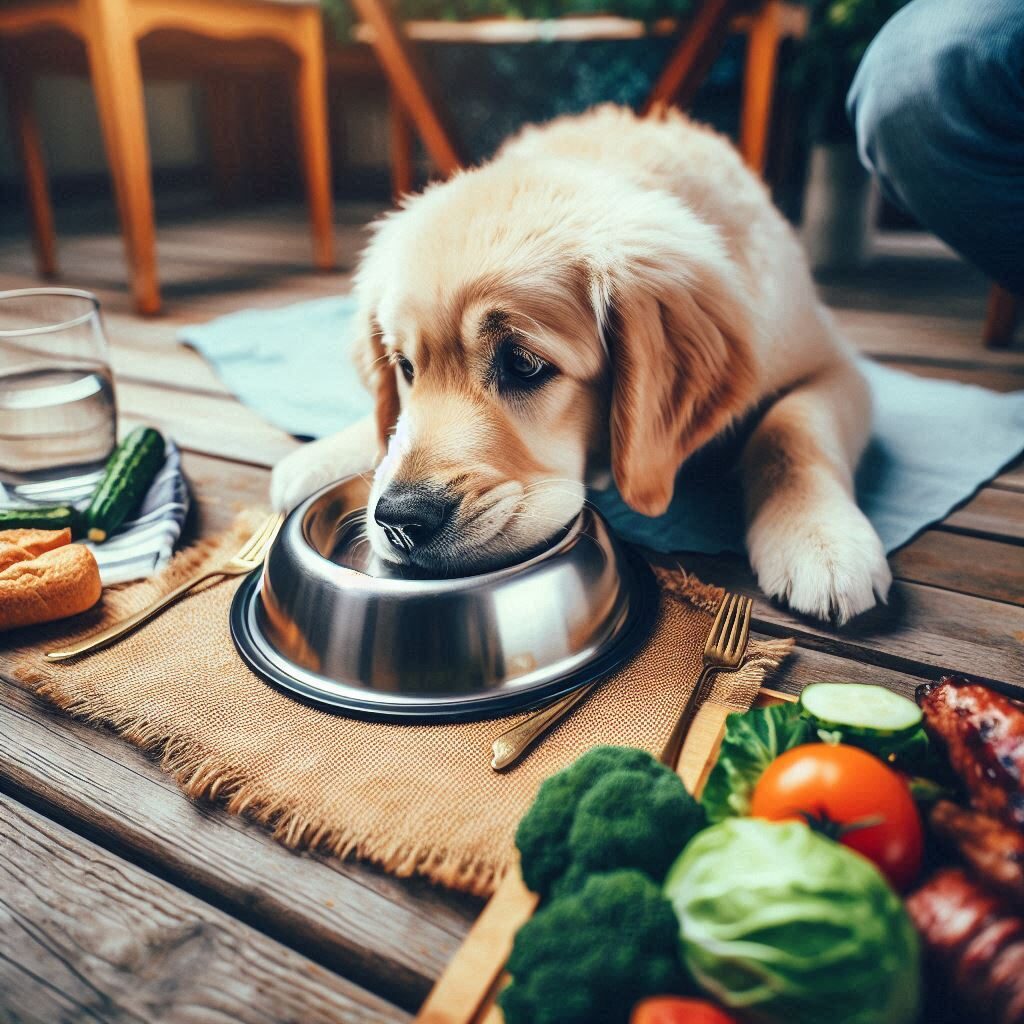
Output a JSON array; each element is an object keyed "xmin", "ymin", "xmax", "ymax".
[
  {"xmin": 231, "ymin": 549, "xmax": 660, "ymax": 721},
  {"xmin": 286, "ymin": 475, "xmax": 595, "ymax": 594}
]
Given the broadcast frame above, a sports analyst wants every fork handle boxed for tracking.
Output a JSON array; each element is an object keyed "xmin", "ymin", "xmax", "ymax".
[
  {"xmin": 46, "ymin": 568, "xmax": 222, "ymax": 662},
  {"xmin": 659, "ymin": 665, "xmax": 720, "ymax": 772}
]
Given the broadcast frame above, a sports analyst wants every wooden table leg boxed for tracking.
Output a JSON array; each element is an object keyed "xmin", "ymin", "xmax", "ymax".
[
  {"xmin": 984, "ymin": 283, "xmax": 1020, "ymax": 349},
  {"xmin": 84, "ymin": 0, "xmax": 160, "ymax": 315},
  {"xmin": 739, "ymin": 0, "xmax": 783, "ymax": 175},
  {"xmin": 389, "ymin": 90, "xmax": 414, "ymax": 199},
  {"xmin": 292, "ymin": 7, "xmax": 335, "ymax": 272},
  {"xmin": 4, "ymin": 68, "xmax": 58, "ymax": 278}
]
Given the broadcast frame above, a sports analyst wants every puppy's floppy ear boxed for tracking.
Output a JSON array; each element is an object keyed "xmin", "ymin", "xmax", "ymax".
[
  {"xmin": 350, "ymin": 305, "xmax": 399, "ymax": 459},
  {"xmin": 592, "ymin": 246, "xmax": 758, "ymax": 517}
]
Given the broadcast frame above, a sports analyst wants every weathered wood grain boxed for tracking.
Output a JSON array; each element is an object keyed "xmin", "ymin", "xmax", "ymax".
[
  {"xmin": 940, "ymin": 487, "xmax": 1024, "ymax": 545},
  {"xmin": 670, "ymin": 552, "xmax": 1024, "ymax": 688},
  {"xmin": 0, "ymin": 681, "xmax": 476, "ymax": 1012},
  {"xmin": 0, "ymin": 794, "xmax": 409, "ymax": 1024},
  {"xmin": 890, "ymin": 530, "xmax": 1024, "ymax": 606}
]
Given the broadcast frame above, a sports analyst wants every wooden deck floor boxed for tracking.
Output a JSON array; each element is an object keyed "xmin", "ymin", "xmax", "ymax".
[{"xmin": 0, "ymin": 204, "xmax": 1021, "ymax": 1022}]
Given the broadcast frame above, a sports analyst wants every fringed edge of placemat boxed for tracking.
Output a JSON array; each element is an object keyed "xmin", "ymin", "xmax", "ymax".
[{"xmin": 7, "ymin": 516, "xmax": 794, "ymax": 895}]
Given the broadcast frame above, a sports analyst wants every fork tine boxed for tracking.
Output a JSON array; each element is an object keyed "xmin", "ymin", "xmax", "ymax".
[
  {"xmin": 729, "ymin": 597, "xmax": 753, "ymax": 660},
  {"xmin": 719, "ymin": 594, "xmax": 743, "ymax": 655},
  {"xmin": 236, "ymin": 513, "xmax": 281, "ymax": 561},
  {"xmin": 703, "ymin": 594, "xmax": 733, "ymax": 656},
  {"xmin": 247, "ymin": 513, "xmax": 284, "ymax": 562},
  {"xmin": 724, "ymin": 593, "xmax": 748, "ymax": 657}
]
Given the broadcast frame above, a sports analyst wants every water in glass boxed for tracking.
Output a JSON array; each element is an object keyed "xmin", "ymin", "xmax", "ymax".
[{"xmin": 0, "ymin": 289, "xmax": 118, "ymax": 486}]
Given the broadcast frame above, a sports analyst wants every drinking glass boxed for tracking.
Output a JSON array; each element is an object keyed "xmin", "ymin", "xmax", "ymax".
[{"xmin": 0, "ymin": 288, "xmax": 118, "ymax": 486}]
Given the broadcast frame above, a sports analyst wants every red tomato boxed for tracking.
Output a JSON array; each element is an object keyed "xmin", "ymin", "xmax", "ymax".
[
  {"xmin": 750, "ymin": 743, "xmax": 923, "ymax": 891},
  {"xmin": 631, "ymin": 997, "xmax": 737, "ymax": 1024}
]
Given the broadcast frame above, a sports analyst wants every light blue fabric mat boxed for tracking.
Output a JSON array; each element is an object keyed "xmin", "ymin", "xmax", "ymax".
[{"xmin": 182, "ymin": 296, "xmax": 1024, "ymax": 555}]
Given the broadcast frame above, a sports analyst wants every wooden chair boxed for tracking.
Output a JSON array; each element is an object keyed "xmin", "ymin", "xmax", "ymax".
[
  {"xmin": 0, "ymin": 0, "xmax": 334, "ymax": 315},
  {"xmin": 348, "ymin": 0, "xmax": 808, "ymax": 196},
  {"xmin": 984, "ymin": 284, "xmax": 1020, "ymax": 349}
]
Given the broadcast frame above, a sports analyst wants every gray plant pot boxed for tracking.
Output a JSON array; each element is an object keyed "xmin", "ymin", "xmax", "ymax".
[{"xmin": 801, "ymin": 141, "xmax": 879, "ymax": 272}]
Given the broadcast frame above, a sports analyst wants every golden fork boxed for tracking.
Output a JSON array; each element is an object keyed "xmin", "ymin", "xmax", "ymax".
[
  {"xmin": 491, "ymin": 590, "xmax": 753, "ymax": 772},
  {"xmin": 658, "ymin": 592, "xmax": 753, "ymax": 771},
  {"xmin": 46, "ymin": 512, "xmax": 284, "ymax": 662}
]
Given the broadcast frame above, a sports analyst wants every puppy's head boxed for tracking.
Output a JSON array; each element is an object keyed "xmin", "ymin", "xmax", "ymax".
[{"xmin": 352, "ymin": 158, "xmax": 756, "ymax": 575}]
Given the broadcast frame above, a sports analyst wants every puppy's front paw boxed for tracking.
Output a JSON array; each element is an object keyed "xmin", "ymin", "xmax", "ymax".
[
  {"xmin": 270, "ymin": 445, "xmax": 340, "ymax": 513},
  {"xmin": 747, "ymin": 499, "xmax": 891, "ymax": 625}
]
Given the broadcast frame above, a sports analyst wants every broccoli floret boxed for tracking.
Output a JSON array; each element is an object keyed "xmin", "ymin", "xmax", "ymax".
[
  {"xmin": 515, "ymin": 746, "xmax": 705, "ymax": 898},
  {"xmin": 499, "ymin": 870, "xmax": 687, "ymax": 1024}
]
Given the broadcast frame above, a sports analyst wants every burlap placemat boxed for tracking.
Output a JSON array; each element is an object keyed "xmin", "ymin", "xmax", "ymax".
[{"xmin": 5, "ymin": 512, "xmax": 792, "ymax": 896}]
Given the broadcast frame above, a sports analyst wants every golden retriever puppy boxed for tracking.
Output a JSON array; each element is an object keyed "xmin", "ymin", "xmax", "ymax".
[{"xmin": 272, "ymin": 105, "xmax": 891, "ymax": 623}]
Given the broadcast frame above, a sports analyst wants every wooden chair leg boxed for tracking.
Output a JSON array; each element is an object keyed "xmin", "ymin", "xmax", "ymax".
[
  {"xmin": 292, "ymin": 8, "xmax": 334, "ymax": 271},
  {"xmin": 984, "ymin": 284, "xmax": 1019, "ymax": 349},
  {"xmin": 349, "ymin": 0, "xmax": 463, "ymax": 175},
  {"xmin": 739, "ymin": 0, "xmax": 783, "ymax": 175},
  {"xmin": 84, "ymin": 0, "xmax": 160, "ymax": 314},
  {"xmin": 4, "ymin": 69, "xmax": 58, "ymax": 278},
  {"xmin": 643, "ymin": 0, "xmax": 736, "ymax": 113},
  {"xmin": 389, "ymin": 91, "xmax": 414, "ymax": 199}
]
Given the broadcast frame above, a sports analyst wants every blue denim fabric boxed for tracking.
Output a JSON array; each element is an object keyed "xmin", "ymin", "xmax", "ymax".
[{"xmin": 847, "ymin": 0, "xmax": 1024, "ymax": 292}]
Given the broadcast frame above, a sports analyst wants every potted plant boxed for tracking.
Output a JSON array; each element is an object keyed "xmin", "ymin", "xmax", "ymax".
[
  {"xmin": 795, "ymin": 0, "xmax": 910, "ymax": 270},
  {"xmin": 322, "ymin": 0, "xmax": 759, "ymax": 167}
]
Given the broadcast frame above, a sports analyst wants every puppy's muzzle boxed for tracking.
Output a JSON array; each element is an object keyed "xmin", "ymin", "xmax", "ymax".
[{"xmin": 374, "ymin": 482, "xmax": 458, "ymax": 555}]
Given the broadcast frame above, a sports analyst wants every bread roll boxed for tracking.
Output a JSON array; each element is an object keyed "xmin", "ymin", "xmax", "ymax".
[
  {"xmin": 0, "ymin": 543, "xmax": 102, "ymax": 631},
  {"xmin": 0, "ymin": 526, "xmax": 73, "ymax": 572}
]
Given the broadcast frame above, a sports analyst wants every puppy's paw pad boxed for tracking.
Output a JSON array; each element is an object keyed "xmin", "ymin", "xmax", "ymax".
[{"xmin": 748, "ymin": 506, "xmax": 891, "ymax": 625}]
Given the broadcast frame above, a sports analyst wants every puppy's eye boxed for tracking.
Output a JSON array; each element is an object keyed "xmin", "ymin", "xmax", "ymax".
[
  {"xmin": 393, "ymin": 353, "xmax": 415, "ymax": 385},
  {"xmin": 501, "ymin": 344, "xmax": 552, "ymax": 385}
]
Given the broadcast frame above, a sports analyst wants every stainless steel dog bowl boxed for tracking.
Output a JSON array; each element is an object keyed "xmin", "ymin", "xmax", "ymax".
[{"xmin": 230, "ymin": 475, "xmax": 658, "ymax": 721}]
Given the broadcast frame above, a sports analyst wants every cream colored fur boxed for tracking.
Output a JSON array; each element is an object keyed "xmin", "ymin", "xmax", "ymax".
[{"xmin": 272, "ymin": 105, "xmax": 891, "ymax": 623}]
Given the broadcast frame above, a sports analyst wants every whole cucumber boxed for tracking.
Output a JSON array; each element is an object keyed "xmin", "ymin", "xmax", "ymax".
[
  {"xmin": 0, "ymin": 505, "xmax": 78, "ymax": 533},
  {"xmin": 83, "ymin": 426, "xmax": 166, "ymax": 542}
]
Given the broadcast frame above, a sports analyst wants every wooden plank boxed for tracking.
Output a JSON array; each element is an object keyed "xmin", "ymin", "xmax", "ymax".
[
  {"xmin": 758, "ymin": 634, "xmax": 922, "ymax": 701},
  {"xmin": 835, "ymin": 309, "xmax": 1024, "ymax": 370},
  {"xmin": 940, "ymin": 487, "xmax": 1024, "ymax": 544},
  {"xmin": 878, "ymin": 359, "xmax": 1024, "ymax": 394},
  {"xmin": 668, "ymin": 552, "xmax": 1024, "ymax": 688},
  {"xmin": 118, "ymin": 379, "xmax": 300, "ymax": 466},
  {"xmin": 0, "ymin": 681, "xmax": 475, "ymax": 1011},
  {"xmin": 0, "ymin": 794, "xmax": 409, "ymax": 1024},
  {"xmin": 997, "ymin": 461, "xmax": 1024, "ymax": 493},
  {"xmin": 890, "ymin": 530, "xmax": 1024, "ymax": 606}
]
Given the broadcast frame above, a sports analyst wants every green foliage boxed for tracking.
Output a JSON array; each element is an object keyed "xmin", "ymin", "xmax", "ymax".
[
  {"xmin": 515, "ymin": 745, "xmax": 705, "ymax": 899},
  {"xmin": 664, "ymin": 818, "xmax": 922, "ymax": 1024},
  {"xmin": 499, "ymin": 870, "xmax": 687, "ymax": 1024},
  {"xmin": 794, "ymin": 0, "xmax": 912, "ymax": 141},
  {"xmin": 700, "ymin": 702, "xmax": 811, "ymax": 823},
  {"xmin": 322, "ymin": 0, "xmax": 693, "ymax": 40}
]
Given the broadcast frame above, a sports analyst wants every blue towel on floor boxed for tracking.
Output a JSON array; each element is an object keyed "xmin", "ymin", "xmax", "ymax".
[{"xmin": 182, "ymin": 296, "xmax": 1024, "ymax": 555}]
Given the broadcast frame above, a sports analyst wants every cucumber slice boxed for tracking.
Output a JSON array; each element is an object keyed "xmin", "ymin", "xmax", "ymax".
[{"xmin": 800, "ymin": 682, "xmax": 922, "ymax": 740}]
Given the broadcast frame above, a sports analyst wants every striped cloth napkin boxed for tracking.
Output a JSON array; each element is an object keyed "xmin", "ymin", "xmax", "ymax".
[{"xmin": 0, "ymin": 441, "xmax": 190, "ymax": 585}]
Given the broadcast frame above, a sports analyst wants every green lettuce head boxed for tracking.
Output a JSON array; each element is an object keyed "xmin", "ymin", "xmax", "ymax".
[{"xmin": 663, "ymin": 818, "xmax": 920, "ymax": 1024}]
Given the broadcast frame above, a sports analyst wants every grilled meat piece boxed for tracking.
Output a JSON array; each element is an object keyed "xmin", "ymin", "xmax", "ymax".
[
  {"xmin": 918, "ymin": 677, "xmax": 1024, "ymax": 829},
  {"xmin": 907, "ymin": 868, "xmax": 1024, "ymax": 1024},
  {"xmin": 931, "ymin": 800, "xmax": 1024, "ymax": 909}
]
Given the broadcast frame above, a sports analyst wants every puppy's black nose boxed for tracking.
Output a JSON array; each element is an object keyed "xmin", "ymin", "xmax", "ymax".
[{"xmin": 374, "ymin": 484, "xmax": 456, "ymax": 553}]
